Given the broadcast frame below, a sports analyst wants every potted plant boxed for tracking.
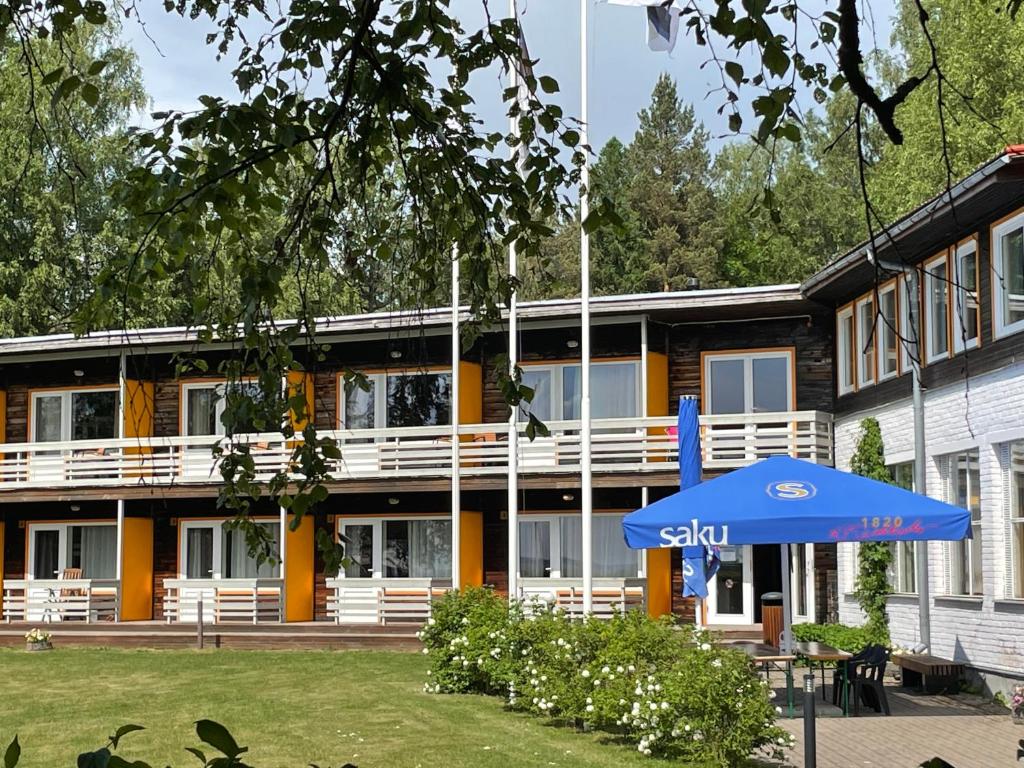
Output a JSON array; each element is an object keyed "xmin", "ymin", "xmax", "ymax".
[
  {"xmin": 24, "ymin": 628, "xmax": 52, "ymax": 651},
  {"xmin": 1012, "ymin": 684, "xmax": 1024, "ymax": 725}
]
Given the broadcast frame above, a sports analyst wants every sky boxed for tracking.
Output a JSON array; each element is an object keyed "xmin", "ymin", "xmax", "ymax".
[{"xmin": 122, "ymin": 1, "xmax": 896, "ymax": 154}]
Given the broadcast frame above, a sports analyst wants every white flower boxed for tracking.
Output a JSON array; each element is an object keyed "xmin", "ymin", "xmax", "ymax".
[
  {"xmin": 461, "ymin": 617, "xmax": 470, "ymax": 625},
  {"xmin": 775, "ymin": 706, "xmax": 782, "ymax": 715},
  {"xmin": 616, "ymin": 665, "xmax": 624, "ymax": 673},
  {"xmin": 427, "ymin": 617, "xmax": 436, "ymax": 626},
  {"xmin": 585, "ymin": 704, "xmax": 594, "ymax": 713},
  {"xmin": 421, "ymin": 648, "xmax": 429, "ymax": 655},
  {"xmin": 628, "ymin": 664, "xmax": 636, "ymax": 672},
  {"xmin": 700, "ymin": 642, "xmax": 711, "ymax": 651},
  {"xmin": 711, "ymin": 659, "xmax": 722, "ymax": 668},
  {"xmin": 768, "ymin": 689, "xmax": 777, "ymax": 700},
  {"xmin": 581, "ymin": 669, "xmax": 591, "ymax": 678},
  {"xmin": 660, "ymin": 702, "xmax": 669, "ymax": 711},
  {"xmin": 601, "ymin": 666, "xmax": 611, "ymax": 674},
  {"xmin": 586, "ymin": 697, "xmax": 593, "ymax": 704}
]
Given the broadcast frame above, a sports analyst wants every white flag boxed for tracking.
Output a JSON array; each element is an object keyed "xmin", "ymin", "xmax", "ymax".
[{"xmin": 603, "ymin": 0, "xmax": 683, "ymax": 54}]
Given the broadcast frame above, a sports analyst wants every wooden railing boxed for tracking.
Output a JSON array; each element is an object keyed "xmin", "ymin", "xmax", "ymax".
[
  {"xmin": 325, "ymin": 578, "xmax": 452, "ymax": 625},
  {"xmin": 2, "ymin": 579, "xmax": 119, "ymax": 623},
  {"xmin": 519, "ymin": 577, "xmax": 647, "ymax": 618},
  {"xmin": 162, "ymin": 578, "xmax": 283, "ymax": 624},
  {"xmin": 0, "ymin": 412, "xmax": 833, "ymax": 490}
]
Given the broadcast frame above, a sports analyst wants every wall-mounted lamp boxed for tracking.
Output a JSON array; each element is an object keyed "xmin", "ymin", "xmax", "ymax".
[
  {"xmin": 566, "ymin": 339, "xmax": 579, "ymax": 349},
  {"xmin": 388, "ymin": 497, "xmax": 400, "ymax": 505},
  {"xmin": 562, "ymin": 493, "xmax": 575, "ymax": 502},
  {"xmin": 70, "ymin": 504, "xmax": 81, "ymax": 512},
  {"xmin": 72, "ymin": 369, "xmax": 85, "ymax": 378},
  {"xmin": 389, "ymin": 350, "xmax": 403, "ymax": 360}
]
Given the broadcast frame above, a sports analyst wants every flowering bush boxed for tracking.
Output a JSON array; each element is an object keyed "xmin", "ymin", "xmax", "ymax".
[
  {"xmin": 420, "ymin": 589, "xmax": 793, "ymax": 766},
  {"xmin": 24, "ymin": 628, "xmax": 51, "ymax": 644},
  {"xmin": 1011, "ymin": 683, "xmax": 1024, "ymax": 722}
]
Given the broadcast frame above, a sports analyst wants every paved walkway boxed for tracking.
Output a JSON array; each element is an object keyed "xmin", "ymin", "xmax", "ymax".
[{"xmin": 774, "ymin": 678, "xmax": 1022, "ymax": 767}]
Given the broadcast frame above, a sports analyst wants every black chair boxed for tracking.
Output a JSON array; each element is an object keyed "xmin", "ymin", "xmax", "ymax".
[
  {"xmin": 832, "ymin": 644, "xmax": 891, "ymax": 716},
  {"xmin": 832, "ymin": 646, "xmax": 869, "ymax": 708}
]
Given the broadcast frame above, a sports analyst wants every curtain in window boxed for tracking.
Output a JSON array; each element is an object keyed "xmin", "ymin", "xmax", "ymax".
[
  {"xmin": 408, "ymin": 519, "xmax": 451, "ymax": 578},
  {"xmin": 562, "ymin": 363, "xmax": 638, "ymax": 420},
  {"xmin": 344, "ymin": 379, "xmax": 376, "ymax": 429},
  {"xmin": 33, "ymin": 530, "xmax": 60, "ymax": 578},
  {"xmin": 342, "ymin": 524, "xmax": 374, "ymax": 577},
  {"xmin": 77, "ymin": 526, "xmax": 116, "ymax": 579},
  {"xmin": 223, "ymin": 523, "xmax": 280, "ymax": 578},
  {"xmin": 520, "ymin": 369, "xmax": 552, "ymax": 421},
  {"xmin": 559, "ymin": 515, "xmax": 636, "ymax": 578},
  {"xmin": 518, "ymin": 520, "xmax": 550, "ymax": 578},
  {"xmin": 34, "ymin": 396, "xmax": 64, "ymax": 442},
  {"xmin": 186, "ymin": 528, "xmax": 214, "ymax": 579},
  {"xmin": 186, "ymin": 388, "xmax": 219, "ymax": 436}
]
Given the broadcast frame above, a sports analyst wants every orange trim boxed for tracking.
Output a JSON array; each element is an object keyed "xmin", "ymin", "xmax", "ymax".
[
  {"xmin": 989, "ymin": 204, "xmax": 1024, "ymax": 231},
  {"xmin": 121, "ymin": 518, "xmax": 154, "ymax": 620},
  {"xmin": 646, "ymin": 548, "xmax": 672, "ymax": 618},
  {"xmin": 699, "ymin": 347, "xmax": 797, "ymax": 413}
]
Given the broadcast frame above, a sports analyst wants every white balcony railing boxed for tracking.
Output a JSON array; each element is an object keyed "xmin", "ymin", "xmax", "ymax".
[
  {"xmin": 519, "ymin": 577, "xmax": 647, "ymax": 618},
  {"xmin": 0, "ymin": 411, "xmax": 832, "ymax": 490},
  {"xmin": 2, "ymin": 579, "xmax": 119, "ymax": 622},
  {"xmin": 325, "ymin": 578, "xmax": 452, "ymax": 625},
  {"xmin": 162, "ymin": 578, "xmax": 283, "ymax": 624}
]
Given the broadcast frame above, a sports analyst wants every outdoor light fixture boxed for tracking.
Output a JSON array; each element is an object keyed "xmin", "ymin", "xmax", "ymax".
[
  {"xmin": 388, "ymin": 497, "xmax": 400, "ymax": 505},
  {"xmin": 389, "ymin": 350, "xmax": 402, "ymax": 359},
  {"xmin": 70, "ymin": 505, "xmax": 81, "ymax": 512},
  {"xmin": 566, "ymin": 339, "xmax": 579, "ymax": 349},
  {"xmin": 72, "ymin": 369, "xmax": 85, "ymax": 377},
  {"xmin": 562, "ymin": 493, "xmax": 575, "ymax": 502}
]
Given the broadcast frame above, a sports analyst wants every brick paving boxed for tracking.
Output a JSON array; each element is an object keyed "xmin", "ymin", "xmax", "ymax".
[{"xmin": 772, "ymin": 678, "xmax": 1023, "ymax": 768}]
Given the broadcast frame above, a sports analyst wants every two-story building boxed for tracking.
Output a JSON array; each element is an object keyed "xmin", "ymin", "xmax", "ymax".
[
  {"xmin": 804, "ymin": 145, "xmax": 1024, "ymax": 693},
  {"xmin": 0, "ymin": 286, "xmax": 835, "ymax": 633}
]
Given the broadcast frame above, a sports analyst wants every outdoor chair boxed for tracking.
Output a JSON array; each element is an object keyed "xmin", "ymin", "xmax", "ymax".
[{"xmin": 833, "ymin": 644, "xmax": 890, "ymax": 716}]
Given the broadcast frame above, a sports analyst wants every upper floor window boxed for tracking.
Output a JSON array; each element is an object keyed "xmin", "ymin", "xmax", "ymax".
[
  {"xmin": 341, "ymin": 370, "xmax": 451, "ymax": 429},
  {"xmin": 703, "ymin": 349, "xmax": 794, "ymax": 414},
  {"xmin": 182, "ymin": 380, "xmax": 266, "ymax": 437},
  {"xmin": 31, "ymin": 388, "xmax": 119, "ymax": 443},
  {"xmin": 924, "ymin": 252, "xmax": 950, "ymax": 364},
  {"xmin": 952, "ymin": 240, "xmax": 980, "ymax": 353},
  {"xmin": 520, "ymin": 360, "xmax": 639, "ymax": 422},
  {"xmin": 993, "ymin": 210, "xmax": 1024, "ymax": 339},
  {"xmin": 837, "ymin": 306, "xmax": 855, "ymax": 396},
  {"xmin": 855, "ymin": 295, "xmax": 876, "ymax": 388},
  {"xmin": 946, "ymin": 450, "xmax": 982, "ymax": 596},
  {"xmin": 877, "ymin": 282, "xmax": 899, "ymax": 381}
]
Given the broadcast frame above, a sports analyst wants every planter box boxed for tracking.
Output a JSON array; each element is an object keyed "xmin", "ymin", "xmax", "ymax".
[{"xmin": 25, "ymin": 640, "xmax": 52, "ymax": 652}]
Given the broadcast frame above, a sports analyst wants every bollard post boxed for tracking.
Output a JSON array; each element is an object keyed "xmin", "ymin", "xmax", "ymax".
[
  {"xmin": 197, "ymin": 598, "xmax": 204, "ymax": 650},
  {"xmin": 803, "ymin": 673, "xmax": 816, "ymax": 768}
]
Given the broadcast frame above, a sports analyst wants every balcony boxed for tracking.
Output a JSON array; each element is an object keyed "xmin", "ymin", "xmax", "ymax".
[
  {"xmin": 519, "ymin": 577, "xmax": 647, "ymax": 618},
  {"xmin": 2, "ymin": 579, "xmax": 119, "ymax": 622},
  {"xmin": 0, "ymin": 411, "xmax": 833, "ymax": 491},
  {"xmin": 161, "ymin": 578, "xmax": 284, "ymax": 624},
  {"xmin": 325, "ymin": 578, "xmax": 452, "ymax": 625}
]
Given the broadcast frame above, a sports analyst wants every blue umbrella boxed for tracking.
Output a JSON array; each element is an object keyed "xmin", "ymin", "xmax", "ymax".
[
  {"xmin": 677, "ymin": 397, "xmax": 718, "ymax": 599},
  {"xmin": 624, "ymin": 455, "xmax": 971, "ymax": 548}
]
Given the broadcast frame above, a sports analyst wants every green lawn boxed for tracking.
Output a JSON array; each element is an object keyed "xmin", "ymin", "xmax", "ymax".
[{"xmin": 0, "ymin": 647, "xmax": 681, "ymax": 768}]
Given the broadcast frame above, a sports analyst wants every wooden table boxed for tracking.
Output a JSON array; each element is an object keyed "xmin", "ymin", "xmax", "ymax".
[
  {"xmin": 726, "ymin": 641, "xmax": 797, "ymax": 717},
  {"xmin": 793, "ymin": 641, "xmax": 853, "ymax": 715}
]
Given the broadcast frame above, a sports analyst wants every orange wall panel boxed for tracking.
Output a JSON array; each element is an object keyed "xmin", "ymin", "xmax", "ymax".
[
  {"xmin": 646, "ymin": 547, "xmax": 672, "ymax": 618},
  {"xmin": 121, "ymin": 517, "xmax": 154, "ymax": 621},
  {"xmin": 287, "ymin": 371, "xmax": 315, "ymax": 433},
  {"xmin": 286, "ymin": 513, "xmax": 315, "ymax": 622},
  {"xmin": 459, "ymin": 510, "xmax": 483, "ymax": 589}
]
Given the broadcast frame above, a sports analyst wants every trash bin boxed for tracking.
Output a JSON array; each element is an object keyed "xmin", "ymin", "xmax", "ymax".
[{"xmin": 761, "ymin": 591, "xmax": 784, "ymax": 646}]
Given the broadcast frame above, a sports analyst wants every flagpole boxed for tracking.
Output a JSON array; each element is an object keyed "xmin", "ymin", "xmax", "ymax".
[
  {"xmin": 507, "ymin": 0, "xmax": 521, "ymax": 606},
  {"xmin": 580, "ymin": 0, "xmax": 593, "ymax": 615},
  {"xmin": 451, "ymin": 244, "xmax": 461, "ymax": 590}
]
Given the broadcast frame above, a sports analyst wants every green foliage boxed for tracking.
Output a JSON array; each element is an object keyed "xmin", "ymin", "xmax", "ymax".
[
  {"xmin": 420, "ymin": 589, "xmax": 793, "ymax": 766},
  {"xmin": 850, "ymin": 418, "xmax": 895, "ymax": 645},
  {"xmin": 791, "ymin": 622, "xmax": 881, "ymax": 653}
]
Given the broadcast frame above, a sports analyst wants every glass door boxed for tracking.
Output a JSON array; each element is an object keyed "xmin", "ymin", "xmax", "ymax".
[
  {"xmin": 790, "ymin": 543, "xmax": 815, "ymax": 623},
  {"xmin": 705, "ymin": 545, "xmax": 753, "ymax": 624},
  {"xmin": 31, "ymin": 527, "xmax": 62, "ymax": 579}
]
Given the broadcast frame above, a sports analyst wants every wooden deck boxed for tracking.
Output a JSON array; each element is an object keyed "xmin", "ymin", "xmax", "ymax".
[{"xmin": 0, "ymin": 621, "xmax": 422, "ymax": 650}]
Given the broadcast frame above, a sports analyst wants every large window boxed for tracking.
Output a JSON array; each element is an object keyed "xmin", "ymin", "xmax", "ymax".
[
  {"xmin": 993, "ymin": 210, "xmax": 1024, "ymax": 339},
  {"xmin": 952, "ymin": 240, "xmax": 980, "ymax": 353},
  {"xmin": 30, "ymin": 389, "xmax": 119, "ymax": 443},
  {"xmin": 180, "ymin": 520, "xmax": 281, "ymax": 579},
  {"xmin": 517, "ymin": 513, "xmax": 640, "ymax": 579},
  {"xmin": 855, "ymin": 296, "xmax": 876, "ymax": 388},
  {"xmin": 703, "ymin": 350, "xmax": 793, "ymax": 414},
  {"xmin": 898, "ymin": 275, "xmax": 916, "ymax": 374},
  {"xmin": 837, "ymin": 306, "xmax": 855, "ymax": 396},
  {"xmin": 877, "ymin": 283, "xmax": 899, "ymax": 381},
  {"xmin": 1008, "ymin": 442, "xmax": 1024, "ymax": 599},
  {"xmin": 924, "ymin": 253, "xmax": 950, "ymax": 363},
  {"xmin": 519, "ymin": 361, "xmax": 640, "ymax": 422},
  {"xmin": 887, "ymin": 462, "xmax": 916, "ymax": 593},
  {"xmin": 947, "ymin": 451, "xmax": 983, "ymax": 596},
  {"xmin": 182, "ymin": 380, "xmax": 267, "ymax": 437},
  {"xmin": 28, "ymin": 523, "xmax": 116, "ymax": 580},
  {"xmin": 341, "ymin": 371, "xmax": 451, "ymax": 430},
  {"xmin": 337, "ymin": 517, "xmax": 452, "ymax": 579}
]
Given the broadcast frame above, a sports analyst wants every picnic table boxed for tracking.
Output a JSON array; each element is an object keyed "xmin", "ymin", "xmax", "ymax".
[
  {"xmin": 793, "ymin": 641, "xmax": 852, "ymax": 716},
  {"xmin": 725, "ymin": 641, "xmax": 796, "ymax": 717}
]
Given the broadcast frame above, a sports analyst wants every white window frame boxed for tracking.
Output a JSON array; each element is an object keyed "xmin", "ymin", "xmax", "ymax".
[
  {"xmin": 178, "ymin": 518, "xmax": 280, "ymax": 580},
  {"xmin": 837, "ymin": 305, "xmax": 856, "ymax": 396},
  {"xmin": 181, "ymin": 378, "xmax": 270, "ymax": 437},
  {"xmin": 992, "ymin": 210, "xmax": 1024, "ymax": 340},
  {"xmin": 517, "ymin": 512, "xmax": 643, "ymax": 580},
  {"xmin": 855, "ymin": 295, "xmax": 876, "ymax": 388},
  {"xmin": 924, "ymin": 252, "xmax": 950, "ymax": 364},
  {"xmin": 30, "ymin": 387, "xmax": 120, "ymax": 443},
  {"xmin": 334, "ymin": 515, "xmax": 451, "ymax": 579},
  {"xmin": 703, "ymin": 349, "xmax": 795, "ymax": 414},
  {"xmin": 1007, "ymin": 442, "xmax": 1024, "ymax": 599},
  {"xmin": 338, "ymin": 369, "xmax": 453, "ymax": 429},
  {"xmin": 26, "ymin": 521, "xmax": 117, "ymax": 580},
  {"xmin": 898, "ymin": 274, "xmax": 916, "ymax": 375},
  {"xmin": 876, "ymin": 282, "xmax": 899, "ymax": 382},
  {"xmin": 945, "ymin": 450, "xmax": 983, "ymax": 597},
  {"xmin": 518, "ymin": 360, "xmax": 642, "ymax": 422},
  {"xmin": 952, "ymin": 239, "xmax": 980, "ymax": 354}
]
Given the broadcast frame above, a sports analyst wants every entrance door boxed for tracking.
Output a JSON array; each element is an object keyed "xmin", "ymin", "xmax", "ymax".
[
  {"xmin": 790, "ymin": 543, "xmax": 815, "ymax": 623},
  {"xmin": 706, "ymin": 545, "xmax": 753, "ymax": 624}
]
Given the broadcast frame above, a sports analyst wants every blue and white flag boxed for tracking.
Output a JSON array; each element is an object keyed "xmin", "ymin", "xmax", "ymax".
[
  {"xmin": 604, "ymin": 0, "xmax": 684, "ymax": 54},
  {"xmin": 676, "ymin": 397, "xmax": 710, "ymax": 598}
]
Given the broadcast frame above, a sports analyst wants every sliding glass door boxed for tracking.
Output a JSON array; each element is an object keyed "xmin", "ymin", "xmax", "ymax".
[{"xmin": 336, "ymin": 517, "xmax": 452, "ymax": 580}]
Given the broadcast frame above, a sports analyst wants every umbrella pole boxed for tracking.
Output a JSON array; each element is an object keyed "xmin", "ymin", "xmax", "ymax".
[{"xmin": 779, "ymin": 544, "xmax": 792, "ymax": 652}]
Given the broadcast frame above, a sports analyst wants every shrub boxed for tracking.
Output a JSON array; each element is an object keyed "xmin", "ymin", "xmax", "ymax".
[
  {"xmin": 792, "ymin": 622, "xmax": 884, "ymax": 652},
  {"xmin": 420, "ymin": 589, "xmax": 793, "ymax": 766}
]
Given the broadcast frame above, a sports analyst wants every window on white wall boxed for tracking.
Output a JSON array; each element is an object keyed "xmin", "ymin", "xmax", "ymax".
[
  {"xmin": 952, "ymin": 240, "xmax": 980, "ymax": 353},
  {"xmin": 855, "ymin": 296, "xmax": 876, "ymax": 388},
  {"xmin": 993, "ymin": 210, "xmax": 1024, "ymax": 339},
  {"xmin": 947, "ymin": 450, "xmax": 982, "ymax": 596},
  {"xmin": 924, "ymin": 253, "xmax": 950, "ymax": 363},
  {"xmin": 1008, "ymin": 442, "xmax": 1024, "ymax": 599},
  {"xmin": 877, "ymin": 283, "xmax": 899, "ymax": 380},
  {"xmin": 837, "ymin": 306, "xmax": 855, "ymax": 395},
  {"xmin": 886, "ymin": 462, "xmax": 916, "ymax": 593}
]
